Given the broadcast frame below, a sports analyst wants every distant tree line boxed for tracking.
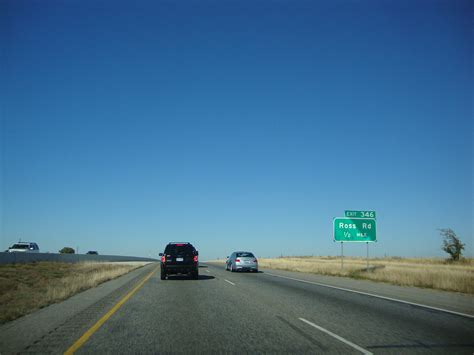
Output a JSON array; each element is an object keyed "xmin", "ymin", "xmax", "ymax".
[{"xmin": 59, "ymin": 247, "xmax": 75, "ymax": 254}]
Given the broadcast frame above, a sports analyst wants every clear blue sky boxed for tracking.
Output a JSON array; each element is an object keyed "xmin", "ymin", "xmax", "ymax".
[{"xmin": 1, "ymin": 0, "xmax": 472, "ymax": 260}]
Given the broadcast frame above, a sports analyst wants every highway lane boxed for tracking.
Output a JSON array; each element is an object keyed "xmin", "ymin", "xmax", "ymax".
[
  {"xmin": 70, "ymin": 263, "xmax": 474, "ymax": 354},
  {"xmin": 76, "ymin": 266, "xmax": 346, "ymax": 354}
]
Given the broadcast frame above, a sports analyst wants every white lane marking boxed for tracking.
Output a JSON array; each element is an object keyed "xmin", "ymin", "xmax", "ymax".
[
  {"xmin": 299, "ymin": 318, "xmax": 372, "ymax": 355},
  {"xmin": 265, "ymin": 273, "xmax": 474, "ymax": 319},
  {"xmin": 224, "ymin": 279, "xmax": 235, "ymax": 286},
  {"xmin": 206, "ymin": 269, "xmax": 210, "ymax": 273}
]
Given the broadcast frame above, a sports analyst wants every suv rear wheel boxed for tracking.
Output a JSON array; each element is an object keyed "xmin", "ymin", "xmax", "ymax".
[{"xmin": 160, "ymin": 268, "xmax": 166, "ymax": 280}]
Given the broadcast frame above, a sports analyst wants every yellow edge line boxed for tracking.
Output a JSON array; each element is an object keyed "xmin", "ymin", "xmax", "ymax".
[{"xmin": 64, "ymin": 266, "xmax": 158, "ymax": 355}]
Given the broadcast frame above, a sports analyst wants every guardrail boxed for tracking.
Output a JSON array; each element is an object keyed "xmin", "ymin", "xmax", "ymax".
[{"xmin": 0, "ymin": 252, "xmax": 158, "ymax": 265}]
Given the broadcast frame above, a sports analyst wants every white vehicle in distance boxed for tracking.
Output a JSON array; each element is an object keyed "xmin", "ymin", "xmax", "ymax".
[
  {"xmin": 226, "ymin": 251, "xmax": 258, "ymax": 272},
  {"xmin": 7, "ymin": 242, "xmax": 40, "ymax": 253}
]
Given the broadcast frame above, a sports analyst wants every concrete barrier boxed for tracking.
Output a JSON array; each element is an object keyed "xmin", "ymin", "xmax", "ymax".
[{"xmin": 0, "ymin": 252, "xmax": 158, "ymax": 264}]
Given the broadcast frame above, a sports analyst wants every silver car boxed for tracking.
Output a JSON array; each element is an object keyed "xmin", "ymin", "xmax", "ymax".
[
  {"xmin": 7, "ymin": 242, "xmax": 40, "ymax": 253},
  {"xmin": 226, "ymin": 251, "xmax": 258, "ymax": 272}
]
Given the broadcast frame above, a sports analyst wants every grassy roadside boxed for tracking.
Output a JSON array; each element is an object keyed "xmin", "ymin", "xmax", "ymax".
[
  {"xmin": 0, "ymin": 261, "xmax": 149, "ymax": 324},
  {"xmin": 256, "ymin": 257, "xmax": 474, "ymax": 294}
]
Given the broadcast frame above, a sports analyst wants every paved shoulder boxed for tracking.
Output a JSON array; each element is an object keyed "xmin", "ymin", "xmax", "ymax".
[{"xmin": 0, "ymin": 263, "xmax": 157, "ymax": 354}]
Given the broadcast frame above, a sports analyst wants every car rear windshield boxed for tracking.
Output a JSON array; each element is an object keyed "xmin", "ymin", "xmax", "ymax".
[
  {"xmin": 236, "ymin": 252, "xmax": 254, "ymax": 258},
  {"xmin": 165, "ymin": 244, "xmax": 195, "ymax": 256},
  {"xmin": 11, "ymin": 244, "xmax": 29, "ymax": 249}
]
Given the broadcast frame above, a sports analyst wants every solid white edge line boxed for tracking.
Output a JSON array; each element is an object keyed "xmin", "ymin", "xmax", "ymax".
[
  {"xmin": 265, "ymin": 272, "xmax": 474, "ymax": 319},
  {"xmin": 299, "ymin": 318, "xmax": 372, "ymax": 355},
  {"xmin": 224, "ymin": 279, "xmax": 235, "ymax": 286}
]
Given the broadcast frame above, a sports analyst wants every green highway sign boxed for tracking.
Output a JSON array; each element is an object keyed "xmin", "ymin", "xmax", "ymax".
[
  {"xmin": 334, "ymin": 217, "xmax": 377, "ymax": 242},
  {"xmin": 345, "ymin": 210, "xmax": 376, "ymax": 219}
]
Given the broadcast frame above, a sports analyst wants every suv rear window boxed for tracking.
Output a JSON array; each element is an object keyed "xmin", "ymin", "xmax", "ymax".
[
  {"xmin": 165, "ymin": 244, "xmax": 196, "ymax": 256},
  {"xmin": 236, "ymin": 252, "xmax": 254, "ymax": 257}
]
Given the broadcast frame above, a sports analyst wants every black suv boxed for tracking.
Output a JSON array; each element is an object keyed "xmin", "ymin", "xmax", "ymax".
[{"xmin": 159, "ymin": 242, "xmax": 199, "ymax": 280}]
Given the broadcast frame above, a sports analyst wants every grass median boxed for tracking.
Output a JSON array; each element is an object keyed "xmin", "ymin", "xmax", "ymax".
[
  {"xmin": 256, "ymin": 257, "xmax": 474, "ymax": 294},
  {"xmin": 0, "ymin": 261, "xmax": 150, "ymax": 324}
]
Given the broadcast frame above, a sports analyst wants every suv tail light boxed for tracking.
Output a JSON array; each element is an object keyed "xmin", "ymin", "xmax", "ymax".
[
  {"xmin": 193, "ymin": 255, "xmax": 198, "ymax": 263},
  {"xmin": 235, "ymin": 258, "xmax": 240, "ymax": 263},
  {"xmin": 254, "ymin": 258, "xmax": 258, "ymax": 263},
  {"xmin": 161, "ymin": 255, "xmax": 166, "ymax": 263}
]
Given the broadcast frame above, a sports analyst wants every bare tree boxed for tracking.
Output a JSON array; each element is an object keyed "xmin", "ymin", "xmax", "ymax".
[{"xmin": 439, "ymin": 228, "xmax": 465, "ymax": 261}]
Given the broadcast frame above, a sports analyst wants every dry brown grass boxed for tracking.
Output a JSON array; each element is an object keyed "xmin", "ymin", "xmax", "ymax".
[
  {"xmin": 0, "ymin": 261, "xmax": 148, "ymax": 324},
  {"xmin": 256, "ymin": 257, "xmax": 474, "ymax": 294}
]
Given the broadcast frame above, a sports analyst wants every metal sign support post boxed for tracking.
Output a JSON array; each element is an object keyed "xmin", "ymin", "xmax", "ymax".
[
  {"xmin": 366, "ymin": 242, "xmax": 369, "ymax": 269},
  {"xmin": 341, "ymin": 242, "xmax": 344, "ymax": 269}
]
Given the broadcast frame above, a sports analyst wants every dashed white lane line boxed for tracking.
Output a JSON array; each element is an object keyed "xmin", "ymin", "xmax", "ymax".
[
  {"xmin": 224, "ymin": 279, "xmax": 235, "ymax": 286},
  {"xmin": 265, "ymin": 272, "xmax": 473, "ymax": 319},
  {"xmin": 206, "ymin": 269, "xmax": 210, "ymax": 273},
  {"xmin": 299, "ymin": 318, "xmax": 372, "ymax": 355}
]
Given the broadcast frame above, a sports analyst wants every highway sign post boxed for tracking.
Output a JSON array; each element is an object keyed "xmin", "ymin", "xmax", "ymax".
[
  {"xmin": 339, "ymin": 236, "xmax": 344, "ymax": 270},
  {"xmin": 334, "ymin": 216, "xmax": 377, "ymax": 269}
]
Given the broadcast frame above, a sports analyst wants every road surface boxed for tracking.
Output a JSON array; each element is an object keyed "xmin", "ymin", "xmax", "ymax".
[{"xmin": 1, "ymin": 262, "xmax": 473, "ymax": 354}]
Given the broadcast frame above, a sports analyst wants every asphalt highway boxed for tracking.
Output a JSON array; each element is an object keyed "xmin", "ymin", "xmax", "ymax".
[{"xmin": 3, "ymin": 263, "xmax": 473, "ymax": 354}]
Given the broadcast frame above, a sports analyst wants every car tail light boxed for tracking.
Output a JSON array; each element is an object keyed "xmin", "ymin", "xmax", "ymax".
[
  {"xmin": 161, "ymin": 255, "xmax": 166, "ymax": 263},
  {"xmin": 254, "ymin": 258, "xmax": 258, "ymax": 263},
  {"xmin": 193, "ymin": 255, "xmax": 198, "ymax": 263},
  {"xmin": 235, "ymin": 258, "xmax": 240, "ymax": 263}
]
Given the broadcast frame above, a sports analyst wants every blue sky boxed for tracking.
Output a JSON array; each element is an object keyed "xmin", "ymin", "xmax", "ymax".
[{"xmin": 1, "ymin": 0, "xmax": 472, "ymax": 260}]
